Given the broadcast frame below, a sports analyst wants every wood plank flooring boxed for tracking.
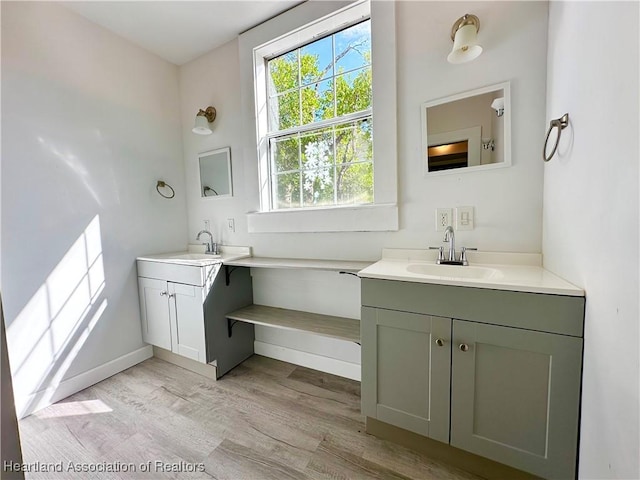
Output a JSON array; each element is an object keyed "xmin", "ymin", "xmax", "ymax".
[{"xmin": 18, "ymin": 355, "xmax": 482, "ymax": 480}]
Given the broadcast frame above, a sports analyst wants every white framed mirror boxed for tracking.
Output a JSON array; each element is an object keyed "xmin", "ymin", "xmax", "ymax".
[
  {"xmin": 421, "ymin": 82, "xmax": 511, "ymax": 175},
  {"xmin": 198, "ymin": 147, "xmax": 233, "ymax": 198}
]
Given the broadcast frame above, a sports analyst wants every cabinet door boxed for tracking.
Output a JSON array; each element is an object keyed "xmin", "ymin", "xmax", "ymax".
[
  {"xmin": 362, "ymin": 307, "xmax": 451, "ymax": 443},
  {"xmin": 451, "ymin": 320, "xmax": 582, "ymax": 479},
  {"xmin": 138, "ymin": 277, "xmax": 171, "ymax": 350},
  {"xmin": 169, "ymin": 282, "xmax": 206, "ymax": 363}
]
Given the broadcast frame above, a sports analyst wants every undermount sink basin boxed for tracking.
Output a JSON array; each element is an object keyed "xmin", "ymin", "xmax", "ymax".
[{"xmin": 406, "ymin": 263, "xmax": 502, "ymax": 280}]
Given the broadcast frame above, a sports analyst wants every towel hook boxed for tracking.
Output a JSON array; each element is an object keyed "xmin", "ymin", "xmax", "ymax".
[
  {"xmin": 543, "ymin": 113, "xmax": 569, "ymax": 162},
  {"xmin": 156, "ymin": 180, "xmax": 175, "ymax": 199}
]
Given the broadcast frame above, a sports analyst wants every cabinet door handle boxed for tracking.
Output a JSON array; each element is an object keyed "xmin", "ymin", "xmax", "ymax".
[
  {"xmin": 168, "ymin": 293, "xmax": 175, "ymax": 299},
  {"xmin": 435, "ymin": 338, "xmax": 444, "ymax": 347},
  {"xmin": 160, "ymin": 291, "xmax": 168, "ymax": 296},
  {"xmin": 459, "ymin": 343, "xmax": 470, "ymax": 352}
]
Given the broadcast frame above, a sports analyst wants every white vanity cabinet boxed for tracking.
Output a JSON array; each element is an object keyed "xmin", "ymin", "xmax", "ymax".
[
  {"xmin": 138, "ymin": 277, "xmax": 207, "ymax": 362},
  {"xmin": 137, "ymin": 260, "xmax": 220, "ymax": 363}
]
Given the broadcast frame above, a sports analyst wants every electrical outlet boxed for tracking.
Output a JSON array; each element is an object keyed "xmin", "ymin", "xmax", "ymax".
[
  {"xmin": 203, "ymin": 220, "xmax": 210, "ymax": 231},
  {"xmin": 435, "ymin": 208, "xmax": 453, "ymax": 231},
  {"xmin": 456, "ymin": 206, "xmax": 474, "ymax": 231},
  {"xmin": 227, "ymin": 218, "xmax": 235, "ymax": 233}
]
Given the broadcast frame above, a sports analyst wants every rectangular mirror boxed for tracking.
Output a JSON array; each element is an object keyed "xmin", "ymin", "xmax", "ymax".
[
  {"xmin": 421, "ymin": 82, "xmax": 511, "ymax": 175},
  {"xmin": 198, "ymin": 147, "xmax": 233, "ymax": 198}
]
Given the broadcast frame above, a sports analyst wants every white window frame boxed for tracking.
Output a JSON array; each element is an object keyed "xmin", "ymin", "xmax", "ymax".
[
  {"xmin": 240, "ymin": 0, "xmax": 398, "ymax": 233},
  {"xmin": 256, "ymin": 6, "xmax": 372, "ymax": 212}
]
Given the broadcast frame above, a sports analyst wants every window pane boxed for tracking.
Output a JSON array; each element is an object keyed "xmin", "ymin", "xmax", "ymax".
[
  {"xmin": 335, "ymin": 20, "xmax": 371, "ymax": 73},
  {"xmin": 301, "ymin": 79, "xmax": 334, "ymax": 125},
  {"xmin": 301, "ymin": 128, "xmax": 334, "ymax": 171},
  {"xmin": 269, "ymin": 90, "xmax": 300, "ymax": 131},
  {"xmin": 303, "ymin": 168, "xmax": 335, "ymax": 206},
  {"xmin": 271, "ymin": 135, "xmax": 300, "ymax": 173},
  {"xmin": 336, "ymin": 67, "xmax": 372, "ymax": 116},
  {"xmin": 336, "ymin": 162, "xmax": 373, "ymax": 205},
  {"xmin": 273, "ymin": 172, "xmax": 301, "ymax": 209},
  {"xmin": 268, "ymin": 51, "xmax": 298, "ymax": 95},
  {"xmin": 336, "ymin": 118, "xmax": 373, "ymax": 165},
  {"xmin": 301, "ymin": 36, "xmax": 333, "ymax": 86}
]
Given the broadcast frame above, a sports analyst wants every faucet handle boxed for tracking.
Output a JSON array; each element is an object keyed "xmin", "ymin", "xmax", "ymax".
[
  {"xmin": 460, "ymin": 247, "xmax": 477, "ymax": 266},
  {"xmin": 429, "ymin": 246, "xmax": 445, "ymax": 264}
]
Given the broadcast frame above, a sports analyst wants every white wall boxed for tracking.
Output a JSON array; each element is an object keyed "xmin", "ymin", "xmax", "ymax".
[
  {"xmin": 543, "ymin": 2, "xmax": 639, "ymax": 479},
  {"xmin": 1, "ymin": 2, "xmax": 188, "ymax": 417},
  {"xmin": 178, "ymin": 1, "xmax": 548, "ymax": 374},
  {"xmin": 180, "ymin": 1, "xmax": 548, "ymax": 259}
]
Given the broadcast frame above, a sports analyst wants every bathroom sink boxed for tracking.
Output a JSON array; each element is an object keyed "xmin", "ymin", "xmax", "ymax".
[
  {"xmin": 137, "ymin": 247, "xmax": 251, "ymax": 267},
  {"xmin": 137, "ymin": 252, "xmax": 222, "ymax": 267},
  {"xmin": 406, "ymin": 263, "xmax": 502, "ymax": 280}
]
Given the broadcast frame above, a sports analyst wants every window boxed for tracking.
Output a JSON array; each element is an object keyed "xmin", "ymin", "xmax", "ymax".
[
  {"xmin": 241, "ymin": 0, "xmax": 398, "ymax": 232},
  {"xmin": 266, "ymin": 21, "xmax": 373, "ymax": 210}
]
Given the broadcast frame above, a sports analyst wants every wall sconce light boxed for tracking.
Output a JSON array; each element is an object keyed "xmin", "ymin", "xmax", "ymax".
[
  {"xmin": 491, "ymin": 97, "xmax": 505, "ymax": 117},
  {"xmin": 447, "ymin": 14, "xmax": 482, "ymax": 64},
  {"xmin": 482, "ymin": 138, "xmax": 495, "ymax": 151},
  {"xmin": 192, "ymin": 106, "xmax": 217, "ymax": 135}
]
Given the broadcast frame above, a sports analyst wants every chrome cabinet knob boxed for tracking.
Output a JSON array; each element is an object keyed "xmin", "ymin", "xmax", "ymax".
[
  {"xmin": 435, "ymin": 338, "xmax": 444, "ymax": 347},
  {"xmin": 168, "ymin": 293, "xmax": 175, "ymax": 299},
  {"xmin": 160, "ymin": 291, "xmax": 168, "ymax": 296},
  {"xmin": 459, "ymin": 343, "xmax": 470, "ymax": 352}
]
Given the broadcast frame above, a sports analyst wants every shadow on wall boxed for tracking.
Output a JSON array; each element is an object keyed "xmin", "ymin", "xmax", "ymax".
[{"xmin": 6, "ymin": 215, "xmax": 108, "ymax": 418}]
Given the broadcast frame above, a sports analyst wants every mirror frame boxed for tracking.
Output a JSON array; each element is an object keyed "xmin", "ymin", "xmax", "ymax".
[
  {"xmin": 421, "ymin": 81, "xmax": 511, "ymax": 176},
  {"xmin": 198, "ymin": 147, "xmax": 233, "ymax": 199}
]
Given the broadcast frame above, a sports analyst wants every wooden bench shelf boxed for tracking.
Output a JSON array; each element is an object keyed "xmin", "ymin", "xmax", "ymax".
[{"xmin": 226, "ymin": 304, "xmax": 360, "ymax": 343}]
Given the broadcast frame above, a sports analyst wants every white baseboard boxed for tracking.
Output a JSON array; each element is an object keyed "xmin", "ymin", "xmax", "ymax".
[
  {"xmin": 17, "ymin": 345, "xmax": 152, "ymax": 419},
  {"xmin": 254, "ymin": 341, "xmax": 361, "ymax": 381}
]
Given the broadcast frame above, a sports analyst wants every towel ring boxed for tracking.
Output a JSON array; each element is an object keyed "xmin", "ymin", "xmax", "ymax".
[
  {"xmin": 156, "ymin": 180, "xmax": 175, "ymax": 199},
  {"xmin": 543, "ymin": 113, "xmax": 569, "ymax": 162},
  {"xmin": 203, "ymin": 186, "xmax": 219, "ymax": 196}
]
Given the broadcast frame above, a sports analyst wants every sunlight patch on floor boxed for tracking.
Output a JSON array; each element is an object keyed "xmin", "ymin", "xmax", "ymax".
[{"xmin": 33, "ymin": 399, "xmax": 113, "ymax": 419}]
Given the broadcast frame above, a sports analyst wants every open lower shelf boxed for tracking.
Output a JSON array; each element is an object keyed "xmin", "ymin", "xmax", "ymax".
[{"xmin": 226, "ymin": 304, "xmax": 360, "ymax": 343}]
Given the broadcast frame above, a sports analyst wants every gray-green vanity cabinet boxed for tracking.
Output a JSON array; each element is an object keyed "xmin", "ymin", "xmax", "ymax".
[
  {"xmin": 451, "ymin": 320, "xmax": 583, "ymax": 479},
  {"xmin": 361, "ymin": 307, "xmax": 451, "ymax": 443},
  {"xmin": 361, "ymin": 278, "xmax": 585, "ymax": 479}
]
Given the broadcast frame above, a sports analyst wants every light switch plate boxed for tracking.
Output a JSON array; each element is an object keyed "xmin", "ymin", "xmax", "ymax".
[
  {"xmin": 456, "ymin": 206, "xmax": 474, "ymax": 231},
  {"xmin": 435, "ymin": 208, "xmax": 453, "ymax": 231},
  {"xmin": 227, "ymin": 218, "xmax": 235, "ymax": 233}
]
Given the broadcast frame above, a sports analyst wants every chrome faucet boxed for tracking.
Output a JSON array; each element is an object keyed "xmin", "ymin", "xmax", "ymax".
[
  {"xmin": 443, "ymin": 226, "xmax": 456, "ymax": 262},
  {"xmin": 196, "ymin": 230, "xmax": 217, "ymax": 255},
  {"xmin": 429, "ymin": 227, "xmax": 477, "ymax": 265}
]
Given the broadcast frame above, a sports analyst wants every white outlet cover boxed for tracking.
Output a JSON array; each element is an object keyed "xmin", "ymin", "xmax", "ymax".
[
  {"xmin": 435, "ymin": 208, "xmax": 453, "ymax": 231},
  {"xmin": 456, "ymin": 206, "xmax": 474, "ymax": 231}
]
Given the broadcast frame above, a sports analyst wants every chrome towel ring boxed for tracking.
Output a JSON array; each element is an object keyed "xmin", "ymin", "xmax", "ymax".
[
  {"xmin": 156, "ymin": 180, "xmax": 175, "ymax": 199},
  {"xmin": 543, "ymin": 113, "xmax": 569, "ymax": 162}
]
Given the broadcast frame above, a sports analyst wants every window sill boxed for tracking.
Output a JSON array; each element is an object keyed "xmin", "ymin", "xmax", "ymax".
[{"xmin": 246, "ymin": 203, "xmax": 398, "ymax": 233}]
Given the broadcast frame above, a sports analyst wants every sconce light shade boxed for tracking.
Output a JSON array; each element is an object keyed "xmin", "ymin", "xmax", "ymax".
[
  {"xmin": 192, "ymin": 106, "xmax": 216, "ymax": 135},
  {"xmin": 491, "ymin": 97, "xmax": 505, "ymax": 117},
  {"xmin": 447, "ymin": 14, "xmax": 482, "ymax": 64}
]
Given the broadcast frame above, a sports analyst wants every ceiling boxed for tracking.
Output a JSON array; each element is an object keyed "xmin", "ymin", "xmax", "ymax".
[{"xmin": 63, "ymin": 1, "xmax": 302, "ymax": 65}]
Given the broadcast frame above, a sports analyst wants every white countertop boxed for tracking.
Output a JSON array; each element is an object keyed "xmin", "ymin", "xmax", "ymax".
[
  {"xmin": 224, "ymin": 256, "xmax": 372, "ymax": 273},
  {"xmin": 137, "ymin": 247, "xmax": 369, "ymax": 273},
  {"xmin": 358, "ymin": 249, "xmax": 584, "ymax": 297},
  {"xmin": 137, "ymin": 246, "xmax": 251, "ymax": 266}
]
